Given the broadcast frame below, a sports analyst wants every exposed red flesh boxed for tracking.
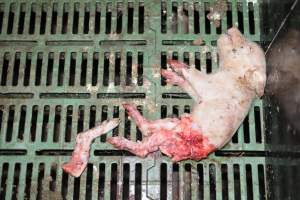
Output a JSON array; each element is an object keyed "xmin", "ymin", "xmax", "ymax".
[
  {"xmin": 107, "ymin": 104, "xmax": 215, "ymax": 162},
  {"xmin": 159, "ymin": 115, "xmax": 215, "ymax": 161}
]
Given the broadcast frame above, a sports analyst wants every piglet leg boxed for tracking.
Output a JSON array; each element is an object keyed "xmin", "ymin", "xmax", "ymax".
[
  {"xmin": 62, "ymin": 118, "xmax": 120, "ymax": 177},
  {"xmin": 167, "ymin": 59, "xmax": 189, "ymax": 73},
  {"xmin": 168, "ymin": 59, "xmax": 209, "ymax": 100},
  {"xmin": 107, "ymin": 136, "xmax": 161, "ymax": 157},
  {"xmin": 161, "ymin": 69, "xmax": 201, "ymax": 102},
  {"xmin": 107, "ymin": 137, "xmax": 159, "ymax": 158},
  {"xmin": 123, "ymin": 103, "xmax": 179, "ymax": 136}
]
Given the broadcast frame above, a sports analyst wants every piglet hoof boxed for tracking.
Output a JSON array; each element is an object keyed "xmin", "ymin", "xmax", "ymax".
[
  {"xmin": 167, "ymin": 59, "xmax": 189, "ymax": 72},
  {"xmin": 62, "ymin": 162, "xmax": 85, "ymax": 178},
  {"xmin": 161, "ymin": 69, "xmax": 185, "ymax": 85}
]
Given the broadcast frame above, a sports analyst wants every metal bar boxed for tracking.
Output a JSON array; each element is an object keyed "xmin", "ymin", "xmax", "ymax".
[
  {"xmin": 109, "ymin": 52, "xmax": 115, "ymax": 87},
  {"xmin": 166, "ymin": 0, "xmax": 172, "ymax": 34},
  {"xmin": 227, "ymin": 164, "xmax": 235, "ymax": 200},
  {"xmin": 104, "ymin": 163, "xmax": 111, "ymax": 200},
  {"xmin": 66, "ymin": 170, "xmax": 75, "ymax": 200},
  {"xmin": 60, "ymin": 105, "xmax": 67, "ymax": 146},
  {"xmin": 252, "ymin": 164, "xmax": 260, "ymax": 200},
  {"xmin": 29, "ymin": 163, "xmax": 39, "ymax": 200},
  {"xmin": 203, "ymin": 163, "xmax": 210, "ymax": 200},
  {"xmin": 56, "ymin": 1, "xmax": 64, "ymax": 35},
  {"xmin": 79, "ymin": 165, "xmax": 87, "ymax": 199},
  {"xmin": 166, "ymin": 162, "xmax": 173, "ymax": 200},
  {"xmin": 231, "ymin": 0, "xmax": 239, "ymax": 27},
  {"xmin": 0, "ymin": 106, "xmax": 9, "ymax": 145},
  {"xmin": 29, "ymin": 51, "xmax": 38, "ymax": 86},
  {"xmin": 249, "ymin": 106, "xmax": 256, "ymax": 144},
  {"xmin": 211, "ymin": 48, "xmax": 218, "ymax": 73},
  {"xmin": 71, "ymin": 105, "xmax": 79, "ymax": 143},
  {"xmin": 78, "ymin": 2, "xmax": 84, "ymax": 34},
  {"xmin": 6, "ymin": 52, "xmax": 14, "ymax": 86},
  {"xmin": 253, "ymin": 0, "xmax": 260, "ymax": 38},
  {"xmin": 55, "ymin": 163, "xmax": 63, "ymax": 199},
  {"xmin": 86, "ymin": 50, "xmax": 93, "ymax": 87},
  {"xmin": 191, "ymin": 163, "xmax": 199, "ymax": 200},
  {"xmin": 5, "ymin": 162, "xmax": 15, "ymax": 200},
  {"xmin": 44, "ymin": 3, "xmax": 52, "ymax": 35},
  {"xmin": 243, "ymin": 1, "xmax": 250, "ymax": 37},
  {"xmin": 129, "ymin": 162, "xmax": 136, "ymax": 199},
  {"xmin": 40, "ymin": 51, "xmax": 49, "ymax": 86},
  {"xmin": 16, "ymin": 163, "xmax": 26, "ymax": 200},
  {"xmin": 51, "ymin": 52, "xmax": 59, "ymax": 87},
  {"xmin": 73, "ymin": 52, "xmax": 80, "ymax": 87},
  {"xmin": 11, "ymin": 104, "xmax": 21, "ymax": 143},
  {"xmin": 12, "ymin": 2, "xmax": 20, "ymax": 35},
  {"xmin": 34, "ymin": 3, "xmax": 41, "ymax": 36},
  {"xmin": 63, "ymin": 51, "xmax": 71, "ymax": 87},
  {"xmin": 131, "ymin": 51, "xmax": 138, "ymax": 86},
  {"xmin": 215, "ymin": 163, "xmax": 222, "ymax": 200},
  {"xmin": 23, "ymin": 104, "xmax": 31, "ymax": 143},
  {"xmin": 1, "ymin": 2, "xmax": 9, "ymax": 36},
  {"xmin": 97, "ymin": 51, "xmax": 104, "ymax": 87},
  {"xmin": 238, "ymin": 124, "xmax": 244, "ymax": 146},
  {"xmin": 200, "ymin": 47, "xmax": 207, "ymax": 72},
  {"xmin": 47, "ymin": 105, "xmax": 55, "ymax": 143},
  {"xmin": 178, "ymin": 164, "xmax": 184, "ymax": 200},
  {"xmin": 91, "ymin": 163, "xmax": 99, "ymax": 200},
  {"xmin": 110, "ymin": 1, "xmax": 117, "ymax": 35},
  {"xmin": 240, "ymin": 164, "xmax": 247, "ymax": 200},
  {"xmin": 120, "ymin": 1, "xmax": 127, "ymax": 35},
  {"xmin": 106, "ymin": 105, "xmax": 114, "ymax": 139},
  {"xmin": 70, "ymin": 2, "xmax": 77, "ymax": 35},
  {"xmin": 34, "ymin": 105, "xmax": 43, "ymax": 143}
]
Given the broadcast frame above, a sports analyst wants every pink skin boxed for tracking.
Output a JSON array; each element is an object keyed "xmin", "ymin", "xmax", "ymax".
[
  {"xmin": 167, "ymin": 59, "xmax": 189, "ymax": 72},
  {"xmin": 161, "ymin": 66, "xmax": 201, "ymax": 103},
  {"xmin": 62, "ymin": 119, "xmax": 120, "ymax": 177},
  {"xmin": 107, "ymin": 27, "xmax": 266, "ymax": 162}
]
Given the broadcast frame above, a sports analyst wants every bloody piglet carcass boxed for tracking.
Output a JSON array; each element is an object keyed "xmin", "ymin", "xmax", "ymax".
[{"xmin": 107, "ymin": 27, "xmax": 266, "ymax": 162}]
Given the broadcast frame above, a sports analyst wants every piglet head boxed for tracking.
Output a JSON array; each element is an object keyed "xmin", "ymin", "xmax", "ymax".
[{"xmin": 217, "ymin": 27, "xmax": 266, "ymax": 97}]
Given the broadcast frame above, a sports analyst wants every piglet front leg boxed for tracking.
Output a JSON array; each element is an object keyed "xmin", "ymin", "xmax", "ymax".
[{"xmin": 162, "ymin": 60, "xmax": 204, "ymax": 103}]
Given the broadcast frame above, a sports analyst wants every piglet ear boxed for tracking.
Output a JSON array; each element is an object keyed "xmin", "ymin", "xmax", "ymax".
[{"xmin": 245, "ymin": 69, "xmax": 266, "ymax": 97}]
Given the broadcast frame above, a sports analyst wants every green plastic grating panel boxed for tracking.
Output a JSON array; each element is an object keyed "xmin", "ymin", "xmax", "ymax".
[
  {"xmin": 0, "ymin": 0, "xmax": 267, "ymax": 199},
  {"xmin": 0, "ymin": 156, "xmax": 267, "ymax": 200}
]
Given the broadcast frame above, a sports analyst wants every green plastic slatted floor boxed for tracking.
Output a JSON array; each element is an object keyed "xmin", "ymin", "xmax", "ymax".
[{"xmin": 0, "ymin": 1, "xmax": 266, "ymax": 199}]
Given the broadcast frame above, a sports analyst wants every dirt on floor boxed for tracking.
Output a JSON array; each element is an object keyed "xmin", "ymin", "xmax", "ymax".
[{"xmin": 207, "ymin": 0, "xmax": 228, "ymax": 27}]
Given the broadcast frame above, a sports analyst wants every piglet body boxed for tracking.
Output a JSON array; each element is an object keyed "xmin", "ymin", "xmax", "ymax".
[{"xmin": 108, "ymin": 28, "xmax": 266, "ymax": 161}]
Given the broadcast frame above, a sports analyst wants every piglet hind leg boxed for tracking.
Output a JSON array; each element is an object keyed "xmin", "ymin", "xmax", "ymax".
[
  {"xmin": 107, "ymin": 136, "xmax": 161, "ymax": 158},
  {"xmin": 123, "ymin": 103, "xmax": 180, "ymax": 136},
  {"xmin": 62, "ymin": 119, "xmax": 120, "ymax": 177},
  {"xmin": 107, "ymin": 107, "xmax": 182, "ymax": 158}
]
